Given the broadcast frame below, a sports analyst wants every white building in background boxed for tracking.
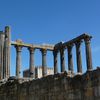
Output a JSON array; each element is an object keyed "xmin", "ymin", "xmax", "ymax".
[{"xmin": 23, "ymin": 66, "xmax": 54, "ymax": 78}]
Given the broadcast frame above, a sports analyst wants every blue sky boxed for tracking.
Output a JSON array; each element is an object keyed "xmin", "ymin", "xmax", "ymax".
[{"xmin": 0, "ymin": 0, "xmax": 100, "ymax": 76}]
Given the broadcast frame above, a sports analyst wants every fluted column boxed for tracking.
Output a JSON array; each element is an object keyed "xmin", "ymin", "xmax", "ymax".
[
  {"xmin": 28, "ymin": 47, "xmax": 35, "ymax": 78},
  {"xmin": 75, "ymin": 41, "xmax": 82, "ymax": 73},
  {"xmin": 15, "ymin": 46, "xmax": 22, "ymax": 78},
  {"xmin": 67, "ymin": 44, "xmax": 73, "ymax": 73},
  {"xmin": 60, "ymin": 48, "xmax": 65, "ymax": 72},
  {"xmin": 53, "ymin": 50, "xmax": 58, "ymax": 74},
  {"xmin": 3, "ymin": 26, "xmax": 11, "ymax": 79},
  {"xmin": 40, "ymin": 49, "xmax": 47, "ymax": 77},
  {"xmin": 0, "ymin": 32, "xmax": 5, "ymax": 79},
  {"xmin": 84, "ymin": 37, "xmax": 92, "ymax": 71}
]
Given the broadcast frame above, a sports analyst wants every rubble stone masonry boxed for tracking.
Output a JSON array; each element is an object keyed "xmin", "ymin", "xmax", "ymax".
[{"xmin": 0, "ymin": 68, "xmax": 100, "ymax": 100}]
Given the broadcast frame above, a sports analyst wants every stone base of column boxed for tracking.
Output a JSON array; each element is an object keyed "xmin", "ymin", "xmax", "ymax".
[
  {"xmin": 60, "ymin": 71, "xmax": 68, "ymax": 76},
  {"xmin": 87, "ymin": 68, "xmax": 93, "ymax": 72},
  {"xmin": 67, "ymin": 71, "xmax": 75, "ymax": 77},
  {"xmin": 76, "ymin": 72, "xmax": 82, "ymax": 75}
]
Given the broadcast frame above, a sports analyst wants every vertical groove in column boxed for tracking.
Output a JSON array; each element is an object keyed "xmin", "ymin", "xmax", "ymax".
[
  {"xmin": 53, "ymin": 50, "xmax": 58, "ymax": 74},
  {"xmin": 0, "ymin": 32, "xmax": 5, "ymax": 79},
  {"xmin": 84, "ymin": 37, "xmax": 93, "ymax": 71},
  {"xmin": 67, "ymin": 44, "xmax": 73, "ymax": 73},
  {"xmin": 15, "ymin": 45, "xmax": 22, "ymax": 78},
  {"xmin": 60, "ymin": 48, "xmax": 65, "ymax": 72},
  {"xmin": 28, "ymin": 47, "xmax": 35, "ymax": 78},
  {"xmin": 75, "ymin": 40, "xmax": 82, "ymax": 73},
  {"xmin": 41, "ymin": 49, "xmax": 47, "ymax": 77},
  {"xmin": 4, "ymin": 26, "xmax": 11, "ymax": 79}
]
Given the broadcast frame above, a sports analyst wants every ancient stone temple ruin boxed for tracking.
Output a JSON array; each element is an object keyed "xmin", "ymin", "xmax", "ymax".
[{"xmin": 0, "ymin": 26, "xmax": 100, "ymax": 100}]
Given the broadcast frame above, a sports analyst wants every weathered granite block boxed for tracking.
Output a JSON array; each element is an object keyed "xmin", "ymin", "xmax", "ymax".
[{"xmin": 0, "ymin": 68, "xmax": 100, "ymax": 100}]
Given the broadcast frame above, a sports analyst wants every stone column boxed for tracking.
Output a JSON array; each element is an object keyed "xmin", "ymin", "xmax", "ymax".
[
  {"xmin": 67, "ymin": 44, "xmax": 73, "ymax": 73},
  {"xmin": 75, "ymin": 41, "xmax": 82, "ymax": 73},
  {"xmin": 53, "ymin": 50, "xmax": 58, "ymax": 74},
  {"xmin": 40, "ymin": 49, "xmax": 47, "ymax": 77},
  {"xmin": 60, "ymin": 48, "xmax": 65, "ymax": 72},
  {"xmin": 15, "ymin": 46, "xmax": 22, "ymax": 78},
  {"xmin": 28, "ymin": 47, "xmax": 35, "ymax": 78},
  {"xmin": 0, "ymin": 31, "xmax": 5, "ymax": 80},
  {"xmin": 84, "ymin": 37, "xmax": 92, "ymax": 71},
  {"xmin": 3, "ymin": 26, "xmax": 11, "ymax": 79}
]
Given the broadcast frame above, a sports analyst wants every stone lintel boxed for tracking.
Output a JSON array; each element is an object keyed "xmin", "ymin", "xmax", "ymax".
[
  {"xmin": 11, "ymin": 41, "xmax": 54, "ymax": 51},
  {"xmin": 63, "ymin": 33, "xmax": 92, "ymax": 47}
]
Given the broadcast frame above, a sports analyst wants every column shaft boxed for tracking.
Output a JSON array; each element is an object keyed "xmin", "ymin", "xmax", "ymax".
[
  {"xmin": 29, "ymin": 48, "xmax": 35, "ymax": 78},
  {"xmin": 67, "ymin": 44, "xmax": 73, "ymax": 73},
  {"xmin": 75, "ymin": 41, "xmax": 82, "ymax": 73},
  {"xmin": 84, "ymin": 37, "xmax": 92, "ymax": 71},
  {"xmin": 3, "ymin": 26, "xmax": 11, "ymax": 78},
  {"xmin": 60, "ymin": 48, "xmax": 65, "ymax": 72},
  {"xmin": 53, "ymin": 50, "xmax": 58, "ymax": 74},
  {"xmin": 41, "ymin": 49, "xmax": 47, "ymax": 77},
  {"xmin": 0, "ymin": 32, "xmax": 5, "ymax": 79},
  {"xmin": 15, "ymin": 46, "xmax": 22, "ymax": 78}
]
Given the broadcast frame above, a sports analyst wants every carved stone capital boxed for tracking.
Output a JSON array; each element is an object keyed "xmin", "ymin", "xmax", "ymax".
[
  {"xmin": 40, "ymin": 49, "xmax": 47, "ymax": 55},
  {"xmin": 53, "ymin": 50, "xmax": 58, "ymax": 56},
  {"xmin": 75, "ymin": 40, "xmax": 82, "ymax": 47},
  {"xmin": 84, "ymin": 37, "xmax": 92, "ymax": 44},
  {"xmin": 67, "ymin": 43, "xmax": 73, "ymax": 51},
  {"xmin": 15, "ymin": 45, "xmax": 22, "ymax": 52},
  {"xmin": 28, "ymin": 47, "xmax": 35, "ymax": 54},
  {"xmin": 60, "ymin": 47, "xmax": 65, "ymax": 54}
]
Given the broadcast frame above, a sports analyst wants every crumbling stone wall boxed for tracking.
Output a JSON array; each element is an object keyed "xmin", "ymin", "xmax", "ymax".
[{"xmin": 0, "ymin": 68, "xmax": 100, "ymax": 100}]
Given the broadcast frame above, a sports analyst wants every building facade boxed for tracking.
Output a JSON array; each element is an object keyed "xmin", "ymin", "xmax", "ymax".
[{"xmin": 23, "ymin": 66, "xmax": 54, "ymax": 78}]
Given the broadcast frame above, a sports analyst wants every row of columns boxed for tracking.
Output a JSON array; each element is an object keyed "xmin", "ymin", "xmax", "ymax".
[
  {"xmin": 0, "ymin": 26, "xmax": 10, "ymax": 80},
  {"xmin": 53, "ymin": 37, "xmax": 92, "ymax": 74},
  {"xmin": 15, "ymin": 45, "xmax": 48, "ymax": 78},
  {"xmin": 14, "ymin": 36, "xmax": 92, "ymax": 78},
  {"xmin": 0, "ymin": 27, "xmax": 93, "ymax": 80}
]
